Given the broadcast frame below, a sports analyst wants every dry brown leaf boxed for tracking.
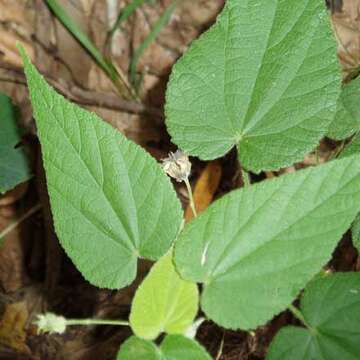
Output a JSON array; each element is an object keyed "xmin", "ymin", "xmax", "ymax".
[
  {"xmin": 0, "ymin": 29, "xmax": 34, "ymax": 67},
  {"xmin": 331, "ymin": 0, "xmax": 360, "ymax": 78},
  {"xmin": 185, "ymin": 161, "xmax": 222, "ymax": 222},
  {"xmin": 0, "ymin": 302, "xmax": 30, "ymax": 354}
]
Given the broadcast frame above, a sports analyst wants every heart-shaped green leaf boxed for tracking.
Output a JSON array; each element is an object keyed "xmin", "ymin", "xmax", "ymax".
[
  {"xmin": 19, "ymin": 46, "xmax": 182, "ymax": 289},
  {"xmin": 0, "ymin": 93, "xmax": 31, "ymax": 193},
  {"xmin": 174, "ymin": 156, "xmax": 360, "ymax": 329},
  {"xmin": 117, "ymin": 335, "xmax": 211, "ymax": 360},
  {"xmin": 327, "ymin": 76, "xmax": 360, "ymax": 140},
  {"xmin": 165, "ymin": 0, "xmax": 340, "ymax": 172},
  {"xmin": 267, "ymin": 272, "xmax": 360, "ymax": 360},
  {"xmin": 130, "ymin": 253, "xmax": 198, "ymax": 340}
]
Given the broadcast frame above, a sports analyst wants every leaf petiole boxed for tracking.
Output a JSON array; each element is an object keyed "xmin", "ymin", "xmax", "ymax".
[
  {"xmin": 288, "ymin": 304, "xmax": 317, "ymax": 336},
  {"xmin": 66, "ymin": 319, "xmax": 129, "ymax": 327},
  {"xmin": 241, "ymin": 169, "xmax": 251, "ymax": 187},
  {"xmin": 184, "ymin": 177, "xmax": 197, "ymax": 217}
]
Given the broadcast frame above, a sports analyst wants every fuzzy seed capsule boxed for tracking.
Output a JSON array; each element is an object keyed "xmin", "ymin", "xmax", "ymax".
[{"xmin": 162, "ymin": 150, "xmax": 191, "ymax": 182}]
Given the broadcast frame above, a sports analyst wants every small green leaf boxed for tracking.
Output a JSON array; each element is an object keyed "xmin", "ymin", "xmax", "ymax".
[
  {"xmin": 117, "ymin": 336, "xmax": 161, "ymax": 360},
  {"xmin": 0, "ymin": 94, "xmax": 31, "ymax": 193},
  {"xmin": 160, "ymin": 335, "xmax": 212, "ymax": 360},
  {"xmin": 327, "ymin": 77, "xmax": 360, "ymax": 140},
  {"xmin": 174, "ymin": 156, "xmax": 360, "ymax": 330},
  {"xmin": 19, "ymin": 45, "xmax": 182, "ymax": 289},
  {"xmin": 130, "ymin": 253, "xmax": 198, "ymax": 340},
  {"xmin": 267, "ymin": 272, "xmax": 360, "ymax": 360},
  {"xmin": 117, "ymin": 335, "xmax": 211, "ymax": 360},
  {"xmin": 165, "ymin": 0, "xmax": 340, "ymax": 172}
]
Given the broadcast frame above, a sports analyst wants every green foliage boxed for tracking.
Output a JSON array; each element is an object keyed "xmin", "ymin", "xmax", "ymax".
[
  {"xmin": 130, "ymin": 1, "xmax": 177, "ymax": 85},
  {"xmin": 174, "ymin": 156, "xmax": 360, "ymax": 330},
  {"xmin": 19, "ymin": 45, "xmax": 182, "ymax": 289},
  {"xmin": 45, "ymin": 0, "xmax": 134, "ymax": 99},
  {"xmin": 327, "ymin": 77, "xmax": 360, "ymax": 140},
  {"xmin": 0, "ymin": 93, "xmax": 31, "ymax": 194},
  {"xmin": 108, "ymin": 0, "xmax": 150, "ymax": 38},
  {"xmin": 267, "ymin": 272, "xmax": 360, "ymax": 360},
  {"xmin": 165, "ymin": 0, "xmax": 340, "ymax": 173},
  {"xmin": 18, "ymin": 0, "xmax": 360, "ymax": 357},
  {"xmin": 337, "ymin": 134, "xmax": 360, "ymax": 252},
  {"xmin": 117, "ymin": 335, "xmax": 212, "ymax": 360},
  {"xmin": 130, "ymin": 252, "xmax": 198, "ymax": 340},
  {"xmin": 339, "ymin": 132, "xmax": 360, "ymax": 159}
]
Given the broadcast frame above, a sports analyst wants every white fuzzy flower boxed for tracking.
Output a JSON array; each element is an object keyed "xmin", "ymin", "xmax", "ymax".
[{"xmin": 34, "ymin": 312, "xmax": 67, "ymax": 334}]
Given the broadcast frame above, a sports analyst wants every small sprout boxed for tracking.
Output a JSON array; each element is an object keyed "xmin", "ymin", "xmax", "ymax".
[
  {"xmin": 162, "ymin": 150, "xmax": 191, "ymax": 182},
  {"xmin": 34, "ymin": 312, "xmax": 67, "ymax": 334}
]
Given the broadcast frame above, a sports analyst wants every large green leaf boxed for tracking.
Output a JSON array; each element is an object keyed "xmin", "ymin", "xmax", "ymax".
[
  {"xmin": 117, "ymin": 335, "xmax": 211, "ymax": 360},
  {"xmin": 327, "ymin": 77, "xmax": 360, "ymax": 140},
  {"xmin": 165, "ymin": 0, "xmax": 340, "ymax": 172},
  {"xmin": 130, "ymin": 253, "xmax": 198, "ymax": 340},
  {"xmin": 174, "ymin": 156, "xmax": 360, "ymax": 330},
  {"xmin": 0, "ymin": 94, "xmax": 31, "ymax": 193},
  {"xmin": 19, "ymin": 46, "xmax": 182, "ymax": 289},
  {"xmin": 267, "ymin": 272, "xmax": 360, "ymax": 360},
  {"xmin": 338, "ymin": 134, "xmax": 360, "ymax": 252}
]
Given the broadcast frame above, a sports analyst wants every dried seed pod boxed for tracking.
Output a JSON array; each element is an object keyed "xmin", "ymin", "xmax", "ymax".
[{"xmin": 162, "ymin": 150, "xmax": 192, "ymax": 182}]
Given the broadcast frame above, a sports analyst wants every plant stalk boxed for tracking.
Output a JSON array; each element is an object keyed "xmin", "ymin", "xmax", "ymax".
[
  {"xmin": 241, "ymin": 169, "xmax": 251, "ymax": 187},
  {"xmin": 66, "ymin": 319, "xmax": 129, "ymax": 327},
  {"xmin": 0, "ymin": 203, "xmax": 42, "ymax": 243},
  {"xmin": 288, "ymin": 304, "xmax": 317, "ymax": 335},
  {"xmin": 184, "ymin": 177, "xmax": 197, "ymax": 217}
]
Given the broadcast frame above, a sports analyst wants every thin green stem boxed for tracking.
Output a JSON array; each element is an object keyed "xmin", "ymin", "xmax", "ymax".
[
  {"xmin": 288, "ymin": 304, "xmax": 317, "ymax": 335},
  {"xmin": 241, "ymin": 169, "xmax": 251, "ymax": 187},
  {"xmin": 129, "ymin": 0, "xmax": 178, "ymax": 85},
  {"xmin": 66, "ymin": 319, "xmax": 129, "ymax": 327},
  {"xmin": 315, "ymin": 147, "xmax": 320, "ymax": 164},
  {"xmin": 184, "ymin": 177, "xmax": 197, "ymax": 217},
  {"xmin": 329, "ymin": 140, "xmax": 346, "ymax": 160},
  {"xmin": 108, "ymin": 0, "xmax": 149, "ymax": 39}
]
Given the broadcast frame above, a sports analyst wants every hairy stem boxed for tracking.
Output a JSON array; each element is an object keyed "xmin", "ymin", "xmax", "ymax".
[
  {"xmin": 66, "ymin": 319, "xmax": 129, "ymax": 327},
  {"xmin": 241, "ymin": 169, "xmax": 251, "ymax": 187},
  {"xmin": 184, "ymin": 177, "xmax": 197, "ymax": 217}
]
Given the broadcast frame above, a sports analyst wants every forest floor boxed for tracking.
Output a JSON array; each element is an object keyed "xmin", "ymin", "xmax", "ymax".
[{"xmin": 0, "ymin": 0, "xmax": 359, "ymax": 359}]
